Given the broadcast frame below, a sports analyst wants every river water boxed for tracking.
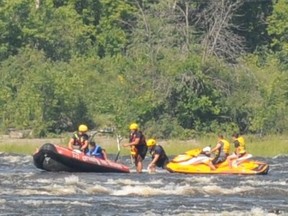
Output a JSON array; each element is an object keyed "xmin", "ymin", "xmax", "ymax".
[{"xmin": 0, "ymin": 152, "xmax": 287, "ymax": 216}]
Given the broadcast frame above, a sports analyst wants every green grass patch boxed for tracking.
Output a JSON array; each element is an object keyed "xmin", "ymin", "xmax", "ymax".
[
  {"xmin": 0, "ymin": 134, "xmax": 287, "ymax": 157},
  {"xmin": 161, "ymin": 134, "xmax": 288, "ymax": 157},
  {"xmin": 245, "ymin": 134, "xmax": 288, "ymax": 157}
]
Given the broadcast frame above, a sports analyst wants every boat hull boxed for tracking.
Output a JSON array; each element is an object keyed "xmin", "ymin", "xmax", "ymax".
[{"xmin": 33, "ymin": 143, "xmax": 130, "ymax": 173}]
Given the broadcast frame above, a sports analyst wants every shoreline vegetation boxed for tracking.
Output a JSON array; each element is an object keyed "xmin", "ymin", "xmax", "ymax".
[{"xmin": 0, "ymin": 134, "xmax": 287, "ymax": 157}]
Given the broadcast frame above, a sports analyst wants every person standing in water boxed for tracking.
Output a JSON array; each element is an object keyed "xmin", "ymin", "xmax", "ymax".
[{"xmin": 122, "ymin": 123, "xmax": 147, "ymax": 173}]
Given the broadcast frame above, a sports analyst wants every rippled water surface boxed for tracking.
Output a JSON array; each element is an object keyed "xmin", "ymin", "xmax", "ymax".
[{"xmin": 0, "ymin": 152, "xmax": 287, "ymax": 216}]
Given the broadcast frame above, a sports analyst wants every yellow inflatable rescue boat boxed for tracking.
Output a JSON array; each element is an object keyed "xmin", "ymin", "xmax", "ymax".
[{"xmin": 166, "ymin": 148, "xmax": 269, "ymax": 175}]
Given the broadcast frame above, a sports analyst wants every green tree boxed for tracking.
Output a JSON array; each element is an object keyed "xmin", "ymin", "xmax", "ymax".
[
  {"xmin": 0, "ymin": 0, "xmax": 96, "ymax": 61},
  {"xmin": 0, "ymin": 47, "xmax": 93, "ymax": 136},
  {"xmin": 267, "ymin": 0, "xmax": 288, "ymax": 65}
]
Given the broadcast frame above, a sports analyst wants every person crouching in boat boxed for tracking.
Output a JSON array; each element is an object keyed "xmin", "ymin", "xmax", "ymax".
[
  {"xmin": 227, "ymin": 133, "xmax": 246, "ymax": 168},
  {"xmin": 68, "ymin": 124, "xmax": 89, "ymax": 153},
  {"xmin": 211, "ymin": 134, "xmax": 230, "ymax": 169},
  {"xmin": 146, "ymin": 139, "xmax": 169, "ymax": 173},
  {"xmin": 86, "ymin": 141, "xmax": 108, "ymax": 160},
  {"xmin": 122, "ymin": 123, "xmax": 148, "ymax": 173},
  {"xmin": 198, "ymin": 146, "xmax": 216, "ymax": 170}
]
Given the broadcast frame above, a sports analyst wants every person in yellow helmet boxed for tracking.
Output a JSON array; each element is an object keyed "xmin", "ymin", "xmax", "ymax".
[
  {"xmin": 146, "ymin": 139, "xmax": 169, "ymax": 173},
  {"xmin": 68, "ymin": 124, "xmax": 89, "ymax": 153},
  {"xmin": 211, "ymin": 134, "xmax": 230, "ymax": 169},
  {"xmin": 123, "ymin": 123, "xmax": 147, "ymax": 173},
  {"xmin": 227, "ymin": 133, "xmax": 246, "ymax": 168}
]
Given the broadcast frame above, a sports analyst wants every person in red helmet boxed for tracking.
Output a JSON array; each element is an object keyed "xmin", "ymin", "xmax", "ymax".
[
  {"xmin": 68, "ymin": 124, "xmax": 89, "ymax": 153},
  {"xmin": 123, "ymin": 123, "xmax": 147, "ymax": 173}
]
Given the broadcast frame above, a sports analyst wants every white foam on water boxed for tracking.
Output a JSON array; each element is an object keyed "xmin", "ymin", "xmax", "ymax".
[
  {"xmin": 45, "ymin": 184, "xmax": 77, "ymax": 195},
  {"xmin": 11, "ymin": 183, "xmax": 78, "ymax": 196},
  {"xmin": 16, "ymin": 199, "xmax": 92, "ymax": 207},
  {"xmin": 2, "ymin": 155, "xmax": 31, "ymax": 164},
  {"xmin": 64, "ymin": 175, "xmax": 80, "ymax": 185},
  {"xmin": 111, "ymin": 182, "xmax": 196, "ymax": 196},
  {"xmin": 14, "ymin": 188, "xmax": 51, "ymax": 196},
  {"xmin": 36, "ymin": 178, "xmax": 54, "ymax": 184},
  {"xmin": 272, "ymin": 154, "xmax": 288, "ymax": 159},
  {"xmin": 51, "ymin": 200, "xmax": 91, "ymax": 207},
  {"xmin": 0, "ymin": 199, "xmax": 6, "ymax": 204},
  {"xmin": 141, "ymin": 168, "xmax": 169, "ymax": 174},
  {"xmin": 270, "ymin": 162, "xmax": 288, "ymax": 169},
  {"xmin": 20, "ymin": 200, "xmax": 44, "ymax": 207},
  {"xmin": 106, "ymin": 178, "xmax": 163, "ymax": 186},
  {"xmin": 128, "ymin": 168, "xmax": 168, "ymax": 173},
  {"xmin": 103, "ymin": 177, "xmax": 255, "ymax": 196},
  {"xmin": 242, "ymin": 179, "xmax": 287, "ymax": 186},
  {"xmin": 19, "ymin": 175, "xmax": 82, "ymax": 196},
  {"xmin": 106, "ymin": 178, "xmax": 141, "ymax": 185},
  {"xmin": 162, "ymin": 182, "xmax": 197, "ymax": 195},
  {"xmin": 143, "ymin": 207, "xmax": 286, "ymax": 216},
  {"xmin": 86, "ymin": 185, "xmax": 111, "ymax": 194},
  {"xmin": 183, "ymin": 176, "xmax": 216, "ymax": 184},
  {"xmin": 1, "ymin": 178, "xmax": 12, "ymax": 185},
  {"xmin": 201, "ymin": 185, "xmax": 254, "ymax": 195},
  {"xmin": 111, "ymin": 185, "xmax": 160, "ymax": 196}
]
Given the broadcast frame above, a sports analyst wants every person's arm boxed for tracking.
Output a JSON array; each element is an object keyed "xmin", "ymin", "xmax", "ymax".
[
  {"xmin": 211, "ymin": 143, "xmax": 221, "ymax": 152},
  {"xmin": 81, "ymin": 140, "xmax": 89, "ymax": 151},
  {"xmin": 102, "ymin": 149, "xmax": 108, "ymax": 160},
  {"xmin": 148, "ymin": 154, "xmax": 160, "ymax": 168},
  {"xmin": 68, "ymin": 138, "xmax": 74, "ymax": 150},
  {"xmin": 123, "ymin": 137, "xmax": 140, "ymax": 147}
]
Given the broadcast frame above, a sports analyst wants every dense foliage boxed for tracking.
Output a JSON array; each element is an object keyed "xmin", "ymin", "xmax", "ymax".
[{"xmin": 1, "ymin": 0, "xmax": 287, "ymax": 138}]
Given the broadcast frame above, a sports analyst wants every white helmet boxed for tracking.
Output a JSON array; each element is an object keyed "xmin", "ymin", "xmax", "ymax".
[{"xmin": 202, "ymin": 146, "xmax": 211, "ymax": 152}]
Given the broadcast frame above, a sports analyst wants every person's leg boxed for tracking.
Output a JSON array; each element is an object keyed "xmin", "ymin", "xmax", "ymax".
[
  {"xmin": 227, "ymin": 153, "xmax": 238, "ymax": 168},
  {"xmin": 162, "ymin": 158, "xmax": 169, "ymax": 170},
  {"xmin": 207, "ymin": 160, "xmax": 216, "ymax": 170},
  {"xmin": 212, "ymin": 155, "xmax": 219, "ymax": 165},
  {"xmin": 136, "ymin": 146, "xmax": 147, "ymax": 173},
  {"xmin": 136, "ymin": 155, "xmax": 143, "ymax": 173}
]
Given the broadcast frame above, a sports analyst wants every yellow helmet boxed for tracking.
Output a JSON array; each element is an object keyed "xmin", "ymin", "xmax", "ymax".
[
  {"xmin": 78, "ymin": 124, "xmax": 88, "ymax": 132},
  {"xmin": 129, "ymin": 123, "xmax": 138, "ymax": 130},
  {"xmin": 147, "ymin": 139, "xmax": 156, "ymax": 147}
]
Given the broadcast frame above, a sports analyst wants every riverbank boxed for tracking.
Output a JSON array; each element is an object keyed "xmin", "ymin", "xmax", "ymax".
[{"xmin": 0, "ymin": 134, "xmax": 288, "ymax": 157}]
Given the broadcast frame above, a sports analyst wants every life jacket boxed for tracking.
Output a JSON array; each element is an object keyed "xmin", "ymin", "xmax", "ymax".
[
  {"xmin": 150, "ymin": 145, "xmax": 169, "ymax": 167},
  {"xmin": 236, "ymin": 136, "xmax": 246, "ymax": 154},
  {"xmin": 150, "ymin": 145, "xmax": 167, "ymax": 160},
  {"xmin": 130, "ymin": 146, "xmax": 137, "ymax": 157},
  {"xmin": 219, "ymin": 138, "xmax": 230, "ymax": 155},
  {"xmin": 73, "ymin": 133, "xmax": 86, "ymax": 147},
  {"xmin": 87, "ymin": 145, "xmax": 103, "ymax": 159},
  {"xmin": 129, "ymin": 130, "xmax": 146, "ymax": 156}
]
